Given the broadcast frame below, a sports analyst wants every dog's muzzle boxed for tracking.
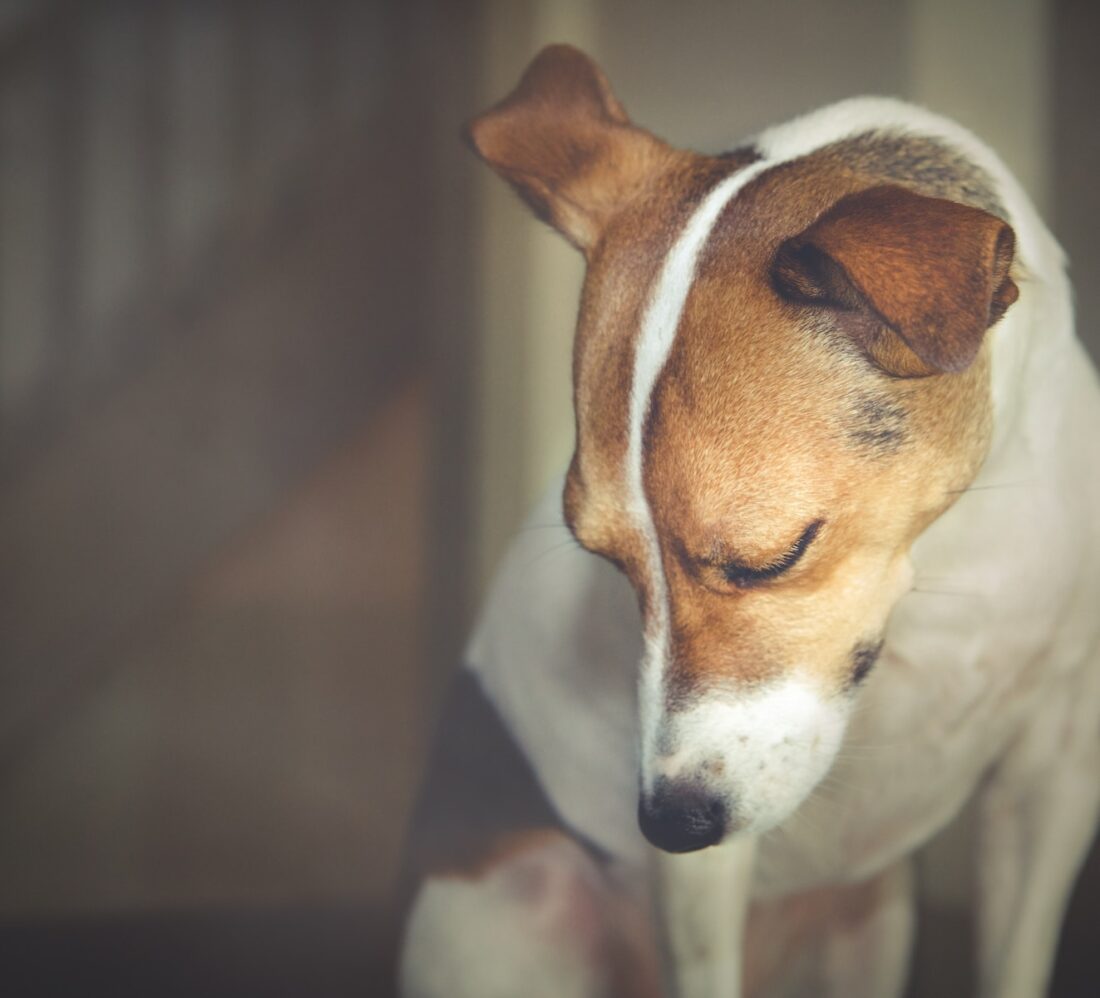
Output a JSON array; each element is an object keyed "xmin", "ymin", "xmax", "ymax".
[{"xmin": 638, "ymin": 779, "xmax": 728, "ymax": 853}]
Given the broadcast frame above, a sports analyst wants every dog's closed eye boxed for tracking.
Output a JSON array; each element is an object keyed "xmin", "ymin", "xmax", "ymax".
[{"xmin": 720, "ymin": 519, "xmax": 824, "ymax": 588}]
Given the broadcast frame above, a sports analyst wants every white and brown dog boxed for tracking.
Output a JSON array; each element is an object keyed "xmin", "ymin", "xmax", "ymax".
[{"xmin": 399, "ymin": 46, "xmax": 1100, "ymax": 998}]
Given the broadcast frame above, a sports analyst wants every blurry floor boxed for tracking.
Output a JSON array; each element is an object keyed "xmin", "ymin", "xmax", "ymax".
[
  {"xmin": 4, "ymin": 887, "xmax": 1099, "ymax": 998},
  {"xmin": 3, "ymin": 903, "xmax": 392, "ymax": 998}
]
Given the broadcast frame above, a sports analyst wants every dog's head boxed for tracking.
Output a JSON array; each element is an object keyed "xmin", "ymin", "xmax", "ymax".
[{"xmin": 467, "ymin": 47, "xmax": 1018, "ymax": 852}]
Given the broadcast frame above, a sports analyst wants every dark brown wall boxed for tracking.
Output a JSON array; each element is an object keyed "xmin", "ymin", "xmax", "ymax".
[{"xmin": 1054, "ymin": 0, "xmax": 1100, "ymax": 364}]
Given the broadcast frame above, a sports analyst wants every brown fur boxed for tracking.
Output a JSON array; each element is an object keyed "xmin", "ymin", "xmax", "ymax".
[
  {"xmin": 564, "ymin": 151, "xmax": 760, "ymax": 596},
  {"xmin": 644, "ymin": 164, "xmax": 998, "ymax": 693},
  {"xmin": 464, "ymin": 45, "xmax": 675, "ymax": 253},
  {"xmin": 775, "ymin": 184, "xmax": 1018, "ymax": 374}
]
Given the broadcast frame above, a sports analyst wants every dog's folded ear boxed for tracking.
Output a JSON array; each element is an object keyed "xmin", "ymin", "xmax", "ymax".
[
  {"xmin": 464, "ymin": 45, "xmax": 669, "ymax": 253},
  {"xmin": 772, "ymin": 184, "xmax": 1019, "ymax": 377}
]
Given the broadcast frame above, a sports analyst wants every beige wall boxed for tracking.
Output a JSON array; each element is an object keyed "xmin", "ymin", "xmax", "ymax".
[{"xmin": 471, "ymin": 0, "xmax": 594, "ymax": 589}]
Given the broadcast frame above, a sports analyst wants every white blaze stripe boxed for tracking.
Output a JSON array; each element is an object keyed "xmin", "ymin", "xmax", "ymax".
[
  {"xmin": 627, "ymin": 161, "xmax": 771, "ymax": 783},
  {"xmin": 626, "ymin": 97, "xmax": 1016, "ymax": 790}
]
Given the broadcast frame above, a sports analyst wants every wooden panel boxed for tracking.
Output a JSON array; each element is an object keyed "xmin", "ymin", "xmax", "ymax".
[
  {"xmin": 0, "ymin": 131, "xmax": 423, "ymax": 766},
  {"xmin": 0, "ymin": 383, "xmax": 429, "ymax": 914}
]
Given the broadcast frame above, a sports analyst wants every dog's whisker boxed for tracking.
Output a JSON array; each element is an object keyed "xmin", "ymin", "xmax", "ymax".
[
  {"xmin": 838, "ymin": 735, "xmax": 905, "ymax": 754},
  {"xmin": 525, "ymin": 536, "xmax": 583, "ymax": 568},
  {"xmin": 844, "ymin": 693, "xmax": 878, "ymax": 724},
  {"xmin": 827, "ymin": 748, "xmax": 884, "ymax": 766},
  {"xmin": 836, "ymin": 728, "xmax": 905, "ymax": 753},
  {"xmin": 782, "ymin": 796, "xmax": 838, "ymax": 848},
  {"xmin": 945, "ymin": 479, "xmax": 1032, "ymax": 496},
  {"xmin": 909, "ymin": 586, "xmax": 982, "ymax": 599},
  {"xmin": 830, "ymin": 742, "xmax": 897, "ymax": 761},
  {"xmin": 816, "ymin": 771, "xmax": 864, "ymax": 796},
  {"xmin": 812, "ymin": 775, "xmax": 871, "ymax": 817}
]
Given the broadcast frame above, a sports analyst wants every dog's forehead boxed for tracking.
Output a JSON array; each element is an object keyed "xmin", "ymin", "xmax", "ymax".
[
  {"xmin": 574, "ymin": 156, "xmax": 756, "ymax": 432},
  {"xmin": 647, "ymin": 257, "xmax": 868, "ymax": 539},
  {"xmin": 566, "ymin": 152, "xmax": 754, "ymax": 539},
  {"xmin": 569, "ymin": 150, "xmax": 868, "ymax": 539},
  {"xmin": 645, "ymin": 379, "xmax": 852, "ymax": 564}
]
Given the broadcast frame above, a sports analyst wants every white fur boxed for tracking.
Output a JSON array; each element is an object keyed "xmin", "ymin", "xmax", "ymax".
[
  {"xmin": 401, "ymin": 838, "xmax": 615, "ymax": 998},
  {"xmin": 658, "ymin": 676, "xmax": 849, "ymax": 833},
  {"xmin": 653, "ymin": 836, "xmax": 757, "ymax": 998},
  {"xmin": 625, "ymin": 161, "xmax": 770, "ymax": 795}
]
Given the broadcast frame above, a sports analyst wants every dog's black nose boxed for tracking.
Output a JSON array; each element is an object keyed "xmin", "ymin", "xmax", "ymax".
[{"xmin": 637, "ymin": 781, "xmax": 727, "ymax": 853}]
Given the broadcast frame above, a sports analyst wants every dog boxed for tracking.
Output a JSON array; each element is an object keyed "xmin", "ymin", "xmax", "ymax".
[{"xmin": 398, "ymin": 45, "xmax": 1100, "ymax": 998}]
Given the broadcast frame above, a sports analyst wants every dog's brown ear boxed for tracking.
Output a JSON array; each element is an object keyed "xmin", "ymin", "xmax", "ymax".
[
  {"xmin": 464, "ymin": 45, "xmax": 669, "ymax": 253},
  {"xmin": 772, "ymin": 185, "xmax": 1018, "ymax": 376}
]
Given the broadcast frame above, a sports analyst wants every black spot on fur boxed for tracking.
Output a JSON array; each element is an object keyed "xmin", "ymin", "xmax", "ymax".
[
  {"xmin": 823, "ymin": 131, "xmax": 1006, "ymax": 219},
  {"xmin": 849, "ymin": 395, "xmax": 907, "ymax": 454},
  {"xmin": 849, "ymin": 639, "xmax": 885, "ymax": 687}
]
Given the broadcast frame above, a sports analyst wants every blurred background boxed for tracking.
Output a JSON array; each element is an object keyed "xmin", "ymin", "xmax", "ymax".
[{"xmin": 0, "ymin": 1, "xmax": 1097, "ymax": 995}]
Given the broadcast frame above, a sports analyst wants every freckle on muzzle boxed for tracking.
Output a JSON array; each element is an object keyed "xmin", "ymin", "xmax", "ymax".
[{"xmin": 638, "ymin": 778, "xmax": 728, "ymax": 853}]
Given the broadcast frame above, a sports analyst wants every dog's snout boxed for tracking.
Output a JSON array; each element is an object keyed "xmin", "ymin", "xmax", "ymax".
[{"xmin": 638, "ymin": 780, "xmax": 728, "ymax": 853}]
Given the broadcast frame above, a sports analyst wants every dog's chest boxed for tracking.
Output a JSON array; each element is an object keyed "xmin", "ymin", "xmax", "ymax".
[{"xmin": 752, "ymin": 645, "xmax": 1033, "ymax": 895}]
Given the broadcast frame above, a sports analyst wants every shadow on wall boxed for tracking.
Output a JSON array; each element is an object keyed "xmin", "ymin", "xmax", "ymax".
[{"xmin": 0, "ymin": 6, "xmax": 475, "ymax": 995}]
